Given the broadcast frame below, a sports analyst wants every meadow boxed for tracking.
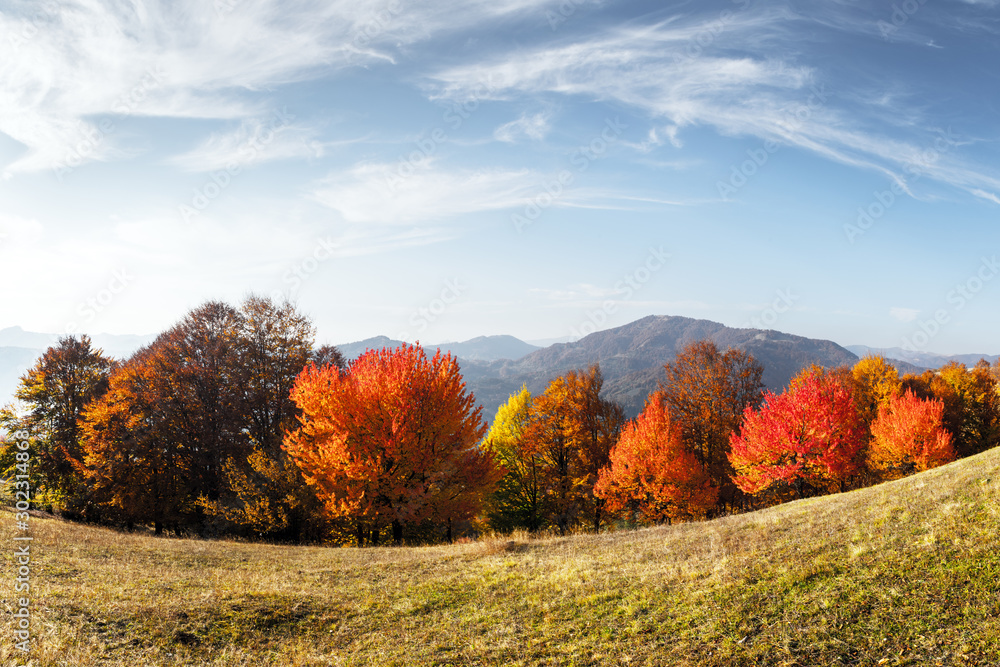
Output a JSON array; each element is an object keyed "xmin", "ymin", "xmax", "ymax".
[{"xmin": 2, "ymin": 446, "xmax": 999, "ymax": 666}]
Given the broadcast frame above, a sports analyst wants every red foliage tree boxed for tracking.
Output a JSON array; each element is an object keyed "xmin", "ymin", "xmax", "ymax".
[
  {"xmin": 284, "ymin": 343, "xmax": 499, "ymax": 545},
  {"xmin": 729, "ymin": 373, "xmax": 866, "ymax": 500},
  {"xmin": 869, "ymin": 389, "xmax": 955, "ymax": 478},
  {"xmin": 595, "ymin": 391, "xmax": 717, "ymax": 524}
]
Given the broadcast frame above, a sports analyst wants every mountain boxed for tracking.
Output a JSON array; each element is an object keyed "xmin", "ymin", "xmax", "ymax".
[
  {"xmin": 429, "ymin": 335, "xmax": 539, "ymax": 361},
  {"xmin": 336, "ymin": 335, "xmax": 539, "ymax": 362},
  {"xmin": 335, "ymin": 336, "xmax": 405, "ymax": 361},
  {"xmin": 0, "ymin": 347, "xmax": 44, "ymax": 405},
  {"xmin": 459, "ymin": 315, "xmax": 861, "ymax": 419},
  {"xmin": 846, "ymin": 345, "xmax": 999, "ymax": 373},
  {"xmin": 0, "ymin": 329, "xmax": 156, "ymax": 408}
]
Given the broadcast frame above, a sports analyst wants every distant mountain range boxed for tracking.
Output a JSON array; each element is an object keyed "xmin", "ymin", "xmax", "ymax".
[
  {"xmin": 0, "ymin": 327, "xmax": 158, "ymax": 409},
  {"xmin": 845, "ymin": 345, "xmax": 998, "ymax": 373},
  {"xmin": 336, "ymin": 316, "xmax": 859, "ymax": 417},
  {"xmin": 336, "ymin": 335, "xmax": 540, "ymax": 363},
  {"xmin": 3, "ymin": 320, "xmax": 997, "ymax": 420}
]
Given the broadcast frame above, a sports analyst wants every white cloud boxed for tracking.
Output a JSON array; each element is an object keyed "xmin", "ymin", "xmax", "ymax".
[
  {"xmin": 0, "ymin": 0, "xmax": 569, "ymax": 175},
  {"xmin": 971, "ymin": 189, "xmax": 1000, "ymax": 205},
  {"xmin": 166, "ymin": 116, "xmax": 324, "ymax": 172},
  {"xmin": 890, "ymin": 307, "xmax": 920, "ymax": 323},
  {"xmin": 494, "ymin": 113, "xmax": 551, "ymax": 143},
  {"xmin": 427, "ymin": 13, "xmax": 1000, "ymax": 202},
  {"xmin": 311, "ymin": 162, "xmax": 544, "ymax": 224}
]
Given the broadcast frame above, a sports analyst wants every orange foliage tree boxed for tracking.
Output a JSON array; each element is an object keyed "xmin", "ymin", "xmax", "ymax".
[
  {"xmin": 594, "ymin": 391, "xmax": 717, "ymax": 524},
  {"xmin": 660, "ymin": 341, "xmax": 764, "ymax": 511},
  {"xmin": 522, "ymin": 365, "xmax": 624, "ymax": 534},
  {"xmin": 80, "ymin": 347, "xmax": 195, "ymax": 534},
  {"xmin": 869, "ymin": 389, "xmax": 955, "ymax": 478},
  {"xmin": 729, "ymin": 372, "xmax": 866, "ymax": 501},
  {"xmin": 284, "ymin": 343, "xmax": 499, "ymax": 545}
]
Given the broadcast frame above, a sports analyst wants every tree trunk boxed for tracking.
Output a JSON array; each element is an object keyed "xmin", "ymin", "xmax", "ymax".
[
  {"xmin": 154, "ymin": 520, "xmax": 163, "ymax": 536},
  {"xmin": 371, "ymin": 525, "xmax": 380, "ymax": 546},
  {"xmin": 356, "ymin": 520, "xmax": 365, "ymax": 547},
  {"xmin": 392, "ymin": 519, "xmax": 403, "ymax": 546},
  {"xmin": 446, "ymin": 517, "xmax": 453, "ymax": 544}
]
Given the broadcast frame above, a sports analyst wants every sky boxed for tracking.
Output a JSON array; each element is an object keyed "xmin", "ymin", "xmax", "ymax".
[{"xmin": 1, "ymin": 0, "xmax": 1000, "ymax": 355}]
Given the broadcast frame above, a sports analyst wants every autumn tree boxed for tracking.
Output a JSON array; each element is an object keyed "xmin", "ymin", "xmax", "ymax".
[
  {"xmin": 659, "ymin": 341, "xmax": 764, "ymax": 511},
  {"xmin": 563, "ymin": 365, "xmax": 626, "ymax": 531},
  {"xmin": 869, "ymin": 390, "xmax": 954, "ymax": 478},
  {"xmin": 201, "ymin": 296, "xmax": 338, "ymax": 541},
  {"xmin": 850, "ymin": 355, "xmax": 902, "ymax": 427},
  {"xmin": 284, "ymin": 343, "xmax": 499, "ymax": 545},
  {"xmin": 0, "ymin": 335, "xmax": 114, "ymax": 512},
  {"xmin": 594, "ymin": 391, "xmax": 717, "ymax": 524},
  {"xmin": 523, "ymin": 365, "xmax": 624, "ymax": 534},
  {"xmin": 482, "ymin": 386, "xmax": 545, "ymax": 532},
  {"xmin": 77, "ymin": 296, "xmax": 343, "ymax": 538},
  {"xmin": 80, "ymin": 347, "xmax": 193, "ymax": 533},
  {"xmin": 729, "ymin": 372, "xmax": 866, "ymax": 502},
  {"xmin": 903, "ymin": 361, "xmax": 1000, "ymax": 459}
]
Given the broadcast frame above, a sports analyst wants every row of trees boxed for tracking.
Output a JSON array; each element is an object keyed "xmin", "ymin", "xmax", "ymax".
[
  {"xmin": 3, "ymin": 303, "xmax": 998, "ymax": 544},
  {"xmin": 1, "ymin": 296, "xmax": 344, "ymax": 540}
]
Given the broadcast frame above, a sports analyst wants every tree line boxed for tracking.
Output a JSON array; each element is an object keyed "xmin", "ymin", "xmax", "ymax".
[{"xmin": 2, "ymin": 298, "xmax": 998, "ymax": 545}]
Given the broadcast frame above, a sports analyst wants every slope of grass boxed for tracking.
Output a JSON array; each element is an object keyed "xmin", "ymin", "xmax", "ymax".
[{"xmin": 3, "ymin": 448, "xmax": 1000, "ymax": 666}]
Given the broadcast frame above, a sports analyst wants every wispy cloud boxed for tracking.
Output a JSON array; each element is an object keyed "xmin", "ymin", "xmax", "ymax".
[
  {"xmin": 890, "ymin": 307, "xmax": 920, "ymax": 323},
  {"xmin": 166, "ymin": 117, "xmax": 324, "ymax": 172},
  {"xmin": 0, "ymin": 0, "xmax": 568, "ymax": 175},
  {"xmin": 310, "ymin": 162, "xmax": 544, "ymax": 224},
  {"xmin": 427, "ymin": 11, "xmax": 1000, "ymax": 203},
  {"xmin": 494, "ymin": 112, "xmax": 552, "ymax": 143}
]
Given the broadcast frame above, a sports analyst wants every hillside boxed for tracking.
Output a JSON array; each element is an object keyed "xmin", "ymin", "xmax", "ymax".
[{"xmin": 4, "ymin": 448, "xmax": 999, "ymax": 665}]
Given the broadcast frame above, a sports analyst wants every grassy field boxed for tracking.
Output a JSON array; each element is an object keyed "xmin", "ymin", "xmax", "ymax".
[{"xmin": 2, "ymin": 449, "xmax": 1000, "ymax": 666}]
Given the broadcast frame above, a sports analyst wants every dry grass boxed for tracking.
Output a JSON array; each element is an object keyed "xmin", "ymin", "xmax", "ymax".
[{"xmin": 3, "ymin": 448, "xmax": 1000, "ymax": 666}]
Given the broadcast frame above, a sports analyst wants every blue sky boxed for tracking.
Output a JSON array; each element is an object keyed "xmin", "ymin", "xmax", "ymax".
[{"xmin": 2, "ymin": 0, "xmax": 999, "ymax": 354}]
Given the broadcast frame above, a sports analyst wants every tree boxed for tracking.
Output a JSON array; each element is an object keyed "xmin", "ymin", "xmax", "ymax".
[
  {"xmin": 869, "ymin": 389, "xmax": 954, "ymax": 478},
  {"xmin": 523, "ymin": 365, "xmax": 625, "ymax": 534},
  {"xmin": 729, "ymin": 372, "xmax": 866, "ymax": 501},
  {"xmin": 850, "ymin": 355, "xmax": 902, "ymax": 427},
  {"xmin": 0, "ymin": 335, "xmax": 114, "ymax": 512},
  {"xmin": 201, "ymin": 296, "xmax": 335, "ymax": 542},
  {"xmin": 594, "ymin": 391, "xmax": 717, "ymax": 524},
  {"xmin": 563, "ymin": 365, "xmax": 626, "ymax": 531},
  {"xmin": 659, "ymin": 341, "xmax": 764, "ymax": 511},
  {"xmin": 482, "ymin": 386, "xmax": 545, "ymax": 532},
  {"xmin": 80, "ymin": 347, "xmax": 193, "ymax": 533},
  {"xmin": 284, "ymin": 343, "xmax": 499, "ymax": 545},
  {"xmin": 903, "ymin": 361, "xmax": 1000, "ymax": 459}
]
